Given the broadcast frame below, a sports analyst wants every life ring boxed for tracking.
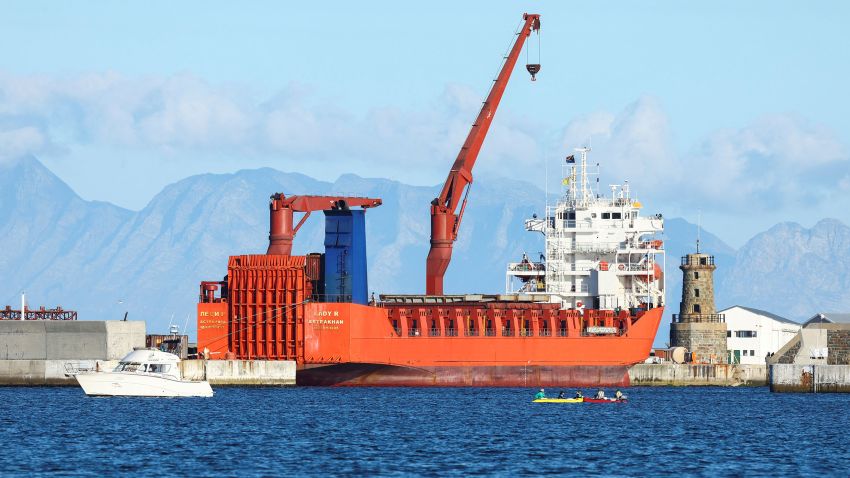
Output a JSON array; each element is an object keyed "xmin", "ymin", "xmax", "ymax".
[
  {"xmin": 576, "ymin": 301, "xmax": 583, "ymax": 308},
  {"xmin": 618, "ymin": 264, "xmax": 625, "ymax": 271}
]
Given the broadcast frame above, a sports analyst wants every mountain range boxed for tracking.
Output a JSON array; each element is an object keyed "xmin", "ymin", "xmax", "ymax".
[{"xmin": 1, "ymin": 155, "xmax": 848, "ymax": 346}]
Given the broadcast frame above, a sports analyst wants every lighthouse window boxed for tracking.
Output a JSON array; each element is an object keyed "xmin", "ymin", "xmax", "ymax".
[
  {"xmin": 694, "ymin": 272, "xmax": 700, "ymax": 279},
  {"xmin": 693, "ymin": 304, "xmax": 701, "ymax": 313},
  {"xmin": 612, "ymin": 212, "xmax": 622, "ymax": 219},
  {"xmin": 694, "ymin": 289, "xmax": 700, "ymax": 298},
  {"xmin": 602, "ymin": 213, "xmax": 610, "ymax": 219}
]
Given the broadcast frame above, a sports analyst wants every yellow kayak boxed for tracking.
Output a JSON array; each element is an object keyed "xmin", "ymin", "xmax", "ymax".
[{"xmin": 532, "ymin": 397, "xmax": 584, "ymax": 403}]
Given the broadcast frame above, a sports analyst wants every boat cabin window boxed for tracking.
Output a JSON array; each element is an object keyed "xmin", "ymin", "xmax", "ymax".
[
  {"xmin": 601, "ymin": 213, "xmax": 610, "ymax": 219},
  {"xmin": 147, "ymin": 364, "xmax": 171, "ymax": 373},
  {"xmin": 612, "ymin": 212, "xmax": 622, "ymax": 219},
  {"xmin": 116, "ymin": 362, "xmax": 143, "ymax": 372}
]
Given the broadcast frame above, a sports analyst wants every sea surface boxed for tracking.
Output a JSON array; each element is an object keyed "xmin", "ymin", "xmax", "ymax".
[{"xmin": 0, "ymin": 386, "xmax": 848, "ymax": 477}]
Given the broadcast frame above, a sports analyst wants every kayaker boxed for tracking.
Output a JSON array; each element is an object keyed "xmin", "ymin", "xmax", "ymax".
[
  {"xmin": 615, "ymin": 390, "xmax": 624, "ymax": 400},
  {"xmin": 557, "ymin": 391, "xmax": 565, "ymax": 399},
  {"xmin": 574, "ymin": 390, "xmax": 583, "ymax": 399},
  {"xmin": 534, "ymin": 388, "xmax": 546, "ymax": 399},
  {"xmin": 595, "ymin": 389, "xmax": 606, "ymax": 399}
]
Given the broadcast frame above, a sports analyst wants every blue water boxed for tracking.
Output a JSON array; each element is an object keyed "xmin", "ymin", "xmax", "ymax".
[{"xmin": 0, "ymin": 386, "xmax": 848, "ymax": 476}]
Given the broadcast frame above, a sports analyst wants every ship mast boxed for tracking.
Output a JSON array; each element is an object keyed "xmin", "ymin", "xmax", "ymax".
[{"xmin": 576, "ymin": 147, "xmax": 591, "ymax": 207}]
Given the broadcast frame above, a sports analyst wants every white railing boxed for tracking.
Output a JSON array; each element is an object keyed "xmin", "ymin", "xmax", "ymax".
[{"xmin": 506, "ymin": 262, "xmax": 545, "ymax": 273}]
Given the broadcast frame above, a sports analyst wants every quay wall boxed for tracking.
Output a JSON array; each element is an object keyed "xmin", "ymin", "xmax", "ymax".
[
  {"xmin": 629, "ymin": 363, "xmax": 767, "ymax": 386},
  {"xmin": 0, "ymin": 360, "xmax": 119, "ymax": 385},
  {"xmin": 180, "ymin": 360, "xmax": 296, "ymax": 385},
  {"xmin": 0, "ymin": 359, "xmax": 297, "ymax": 386},
  {"xmin": 769, "ymin": 364, "xmax": 850, "ymax": 393},
  {"xmin": 0, "ymin": 321, "xmax": 145, "ymax": 360}
]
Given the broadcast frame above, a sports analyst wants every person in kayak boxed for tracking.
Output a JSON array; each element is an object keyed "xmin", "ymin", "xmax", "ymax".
[
  {"xmin": 557, "ymin": 391, "xmax": 565, "ymax": 399},
  {"xmin": 615, "ymin": 390, "xmax": 625, "ymax": 400},
  {"xmin": 534, "ymin": 388, "xmax": 546, "ymax": 399},
  {"xmin": 574, "ymin": 390, "xmax": 583, "ymax": 399},
  {"xmin": 595, "ymin": 389, "xmax": 606, "ymax": 399}
]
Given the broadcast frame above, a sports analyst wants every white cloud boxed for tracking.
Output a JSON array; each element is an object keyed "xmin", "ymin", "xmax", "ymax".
[
  {"xmin": 0, "ymin": 126, "xmax": 48, "ymax": 162},
  {"xmin": 559, "ymin": 96, "xmax": 848, "ymax": 212},
  {"xmin": 1, "ymin": 71, "xmax": 847, "ymax": 212},
  {"xmin": 0, "ymin": 72, "xmax": 540, "ymax": 182}
]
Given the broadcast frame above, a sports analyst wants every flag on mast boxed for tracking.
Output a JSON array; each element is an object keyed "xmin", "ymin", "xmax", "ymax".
[{"xmin": 565, "ymin": 155, "xmax": 575, "ymax": 163}]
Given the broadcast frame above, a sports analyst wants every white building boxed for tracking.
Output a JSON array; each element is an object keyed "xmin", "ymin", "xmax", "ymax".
[{"xmin": 720, "ymin": 306, "xmax": 801, "ymax": 364}]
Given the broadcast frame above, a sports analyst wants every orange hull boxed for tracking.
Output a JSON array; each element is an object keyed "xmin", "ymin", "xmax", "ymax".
[
  {"xmin": 297, "ymin": 303, "xmax": 663, "ymax": 386},
  {"xmin": 297, "ymin": 363, "xmax": 633, "ymax": 387}
]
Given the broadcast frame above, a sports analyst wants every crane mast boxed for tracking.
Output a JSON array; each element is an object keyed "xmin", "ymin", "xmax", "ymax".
[{"xmin": 425, "ymin": 13, "xmax": 541, "ymax": 295}]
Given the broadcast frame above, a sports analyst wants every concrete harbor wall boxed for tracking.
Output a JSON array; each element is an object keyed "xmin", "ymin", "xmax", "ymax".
[
  {"xmin": 0, "ymin": 321, "xmax": 145, "ymax": 360},
  {"xmin": 769, "ymin": 364, "xmax": 850, "ymax": 393},
  {"xmin": 0, "ymin": 320, "xmax": 144, "ymax": 385},
  {"xmin": 180, "ymin": 360, "xmax": 296, "ymax": 385},
  {"xmin": 629, "ymin": 363, "xmax": 767, "ymax": 386},
  {"xmin": 0, "ymin": 360, "xmax": 120, "ymax": 385},
  {"xmin": 0, "ymin": 359, "xmax": 297, "ymax": 386}
]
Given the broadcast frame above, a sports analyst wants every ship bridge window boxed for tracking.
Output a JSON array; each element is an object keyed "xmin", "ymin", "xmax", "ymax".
[
  {"xmin": 612, "ymin": 212, "xmax": 622, "ymax": 219},
  {"xmin": 602, "ymin": 213, "xmax": 610, "ymax": 219}
]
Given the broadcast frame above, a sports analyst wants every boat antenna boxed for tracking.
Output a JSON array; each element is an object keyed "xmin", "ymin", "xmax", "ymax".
[
  {"xmin": 21, "ymin": 291, "xmax": 25, "ymax": 321},
  {"xmin": 182, "ymin": 313, "xmax": 190, "ymax": 339}
]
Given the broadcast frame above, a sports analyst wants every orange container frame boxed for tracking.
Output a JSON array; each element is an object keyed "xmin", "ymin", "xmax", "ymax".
[{"xmin": 227, "ymin": 255, "xmax": 307, "ymax": 360}]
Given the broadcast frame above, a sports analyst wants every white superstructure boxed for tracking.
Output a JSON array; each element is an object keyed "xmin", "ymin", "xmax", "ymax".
[{"xmin": 506, "ymin": 148, "xmax": 665, "ymax": 312}]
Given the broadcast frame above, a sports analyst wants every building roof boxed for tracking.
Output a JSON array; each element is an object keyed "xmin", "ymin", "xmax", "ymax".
[
  {"xmin": 804, "ymin": 313, "xmax": 850, "ymax": 326},
  {"xmin": 720, "ymin": 305, "xmax": 799, "ymax": 325}
]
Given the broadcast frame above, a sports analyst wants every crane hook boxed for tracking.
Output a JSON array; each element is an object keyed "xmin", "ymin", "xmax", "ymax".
[{"xmin": 526, "ymin": 64, "xmax": 541, "ymax": 81}]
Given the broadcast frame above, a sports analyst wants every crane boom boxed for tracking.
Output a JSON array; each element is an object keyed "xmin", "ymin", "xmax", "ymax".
[{"xmin": 426, "ymin": 13, "xmax": 540, "ymax": 295}]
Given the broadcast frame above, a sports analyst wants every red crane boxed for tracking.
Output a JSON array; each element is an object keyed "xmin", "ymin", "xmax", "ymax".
[
  {"xmin": 267, "ymin": 193, "xmax": 382, "ymax": 255},
  {"xmin": 426, "ymin": 13, "xmax": 541, "ymax": 295}
]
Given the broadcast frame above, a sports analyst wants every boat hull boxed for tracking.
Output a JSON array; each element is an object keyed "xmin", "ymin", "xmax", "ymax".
[
  {"xmin": 297, "ymin": 363, "xmax": 631, "ymax": 387},
  {"xmin": 75, "ymin": 372, "xmax": 213, "ymax": 397},
  {"xmin": 533, "ymin": 398, "xmax": 584, "ymax": 403}
]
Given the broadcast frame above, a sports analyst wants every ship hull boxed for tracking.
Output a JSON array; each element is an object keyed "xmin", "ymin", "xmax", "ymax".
[{"xmin": 297, "ymin": 363, "xmax": 631, "ymax": 387}]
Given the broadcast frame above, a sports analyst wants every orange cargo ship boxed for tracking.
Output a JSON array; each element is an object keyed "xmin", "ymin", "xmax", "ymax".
[
  {"xmin": 196, "ymin": 13, "xmax": 666, "ymax": 387},
  {"xmin": 198, "ymin": 259, "xmax": 663, "ymax": 387}
]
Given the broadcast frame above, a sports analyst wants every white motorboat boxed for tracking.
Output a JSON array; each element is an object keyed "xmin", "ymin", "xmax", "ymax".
[{"xmin": 73, "ymin": 349, "xmax": 213, "ymax": 397}]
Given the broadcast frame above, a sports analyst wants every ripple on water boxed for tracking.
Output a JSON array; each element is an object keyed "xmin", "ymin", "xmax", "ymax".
[{"xmin": 0, "ymin": 386, "xmax": 848, "ymax": 477}]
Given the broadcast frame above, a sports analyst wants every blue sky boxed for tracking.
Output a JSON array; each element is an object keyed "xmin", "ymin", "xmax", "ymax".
[{"xmin": 1, "ymin": 1, "xmax": 848, "ymax": 246}]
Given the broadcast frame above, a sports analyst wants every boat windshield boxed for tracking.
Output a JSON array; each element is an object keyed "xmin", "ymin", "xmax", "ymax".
[{"xmin": 115, "ymin": 362, "xmax": 144, "ymax": 372}]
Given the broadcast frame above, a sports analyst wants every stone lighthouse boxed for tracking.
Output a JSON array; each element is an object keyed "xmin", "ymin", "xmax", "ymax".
[{"xmin": 670, "ymin": 252, "xmax": 727, "ymax": 363}]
